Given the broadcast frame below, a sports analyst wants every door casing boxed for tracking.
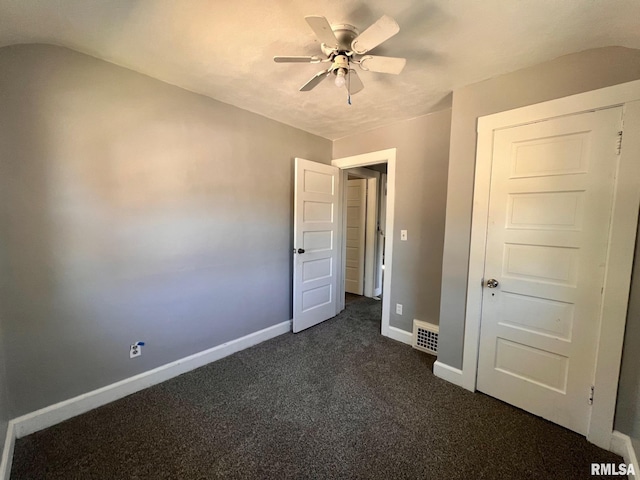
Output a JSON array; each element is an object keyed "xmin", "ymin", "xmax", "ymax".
[
  {"xmin": 332, "ymin": 149, "xmax": 405, "ymax": 343},
  {"xmin": 459, "ymin": 79, "xmax": 640, "ymax": 449}
]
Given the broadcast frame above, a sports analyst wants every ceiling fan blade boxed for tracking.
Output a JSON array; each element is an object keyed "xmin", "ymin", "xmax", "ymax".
[
  {"xmin": 346, "ymin": 69, "xmax": 364, "ymax": 95},
  {"xmin": 359, "ymin": 55, "xmax": 406, "ymax": 74},
  {"xmin": 300, "ymin": 69, "xmax": 331, "ymax": 91},
  {"xmin": 350, "ymin": 15, "xmax": 400, "ymax": 55},
  {"xmin": 274, "ymin": 56, "xmax": 322, "ymax": 64},
  {"xmin": 305, "ymin": 16, "xmax": 339, "ymax": 48}
]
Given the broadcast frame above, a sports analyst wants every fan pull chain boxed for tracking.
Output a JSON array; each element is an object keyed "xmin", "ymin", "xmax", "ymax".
[{"xmin": 347, "ymin": 66, "xmax": 352, "ymax": 105}]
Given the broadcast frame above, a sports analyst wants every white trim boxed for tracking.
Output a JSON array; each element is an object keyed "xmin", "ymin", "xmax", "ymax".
[
  {"xmin": 332, "ymin": 149, "xmax": 396, "ymax": 340},
  {"xmin": 433, "ymin": 361, "xmax": 465, "ymax": 388},
  {"xmin": 0, "ymin": 421, "xmax": 15, "ymax": 480},
  {"xmin": 462, "ymin": 80, "xmax": 640, "ymax": 448},
  {"xmin": 610, "ymin": 431, "xmax": 639, "ymax": 478},
  {"xmin": 11, "ymin": 320, "xmax": 291, "ymax": 438},
  {"xmin": 331, "ymin": 148, "xmax": 396, "ymax": 169},
  {"xmin": 590, "ymin": 100, "xmax": 640, "ymax": 447},
  {"xmin": 478, "ymin": 79, "xmax": 640, "ymax": 132},
  {"xmin": 386, "ymin": 326, "xmax": 413, "ymax": 345},
  {"xmin": 459, "ymin": 117, "xmax": 493, "ymax": 393}
]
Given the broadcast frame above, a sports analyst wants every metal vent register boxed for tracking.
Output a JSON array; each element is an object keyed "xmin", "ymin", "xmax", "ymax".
[{"xmin": 412, "ymin": 320, "xmax": 439, "ymax": 355}]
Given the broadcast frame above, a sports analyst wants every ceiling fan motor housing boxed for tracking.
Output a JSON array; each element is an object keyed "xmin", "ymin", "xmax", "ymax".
[{"xmin": 320, "ymin": 24, "xmax": 359, "ymax": 57}]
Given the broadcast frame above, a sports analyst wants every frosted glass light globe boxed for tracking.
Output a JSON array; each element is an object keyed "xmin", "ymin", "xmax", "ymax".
[{"xmin": 335, "ymin": 69, "xmax": 346, "ymax": 88}]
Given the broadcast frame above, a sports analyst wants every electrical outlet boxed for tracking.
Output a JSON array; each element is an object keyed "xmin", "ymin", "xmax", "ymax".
[
  {"xmin": 130, "ymin": 343, "xmax": 141, "ymax": 358},
  {"xmin": 400, "ymin": 230, "xmax": 408, "ymax": 241},
  {"xmin": 396, "ymin": 303, "xmax": 403, "ymax": 315}
]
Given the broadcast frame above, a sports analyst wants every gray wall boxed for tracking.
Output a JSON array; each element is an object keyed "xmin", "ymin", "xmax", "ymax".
[
  {"xmin": 0, "ymin": 44, "xmax": 331, "ymax": 416},
  {"xmin": 438, "ymin": 46, "xmax": 640, "ymax": 370},
  {"xmin": 0, "ymin": 342, "xmax": 8, "ymax": 453},
  {"xmin": 0, "ymin": 229, "xmax": 7, "ymax": 449},
  {"xmin": 615, "ymin": 226, "xmax": 640, "ymax": 449},
  {"xmin": 333, "ymin": 109, "xmax": 451, "ymax": 331}
]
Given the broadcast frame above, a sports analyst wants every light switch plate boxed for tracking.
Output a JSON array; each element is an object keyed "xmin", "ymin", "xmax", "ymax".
[{"xmin": 400, "ymin": 230, "xmax": 407, "ymax": 241}]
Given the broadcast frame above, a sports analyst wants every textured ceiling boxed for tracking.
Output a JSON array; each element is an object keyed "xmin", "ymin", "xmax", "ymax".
[{"xmin": 1, "ymin": 0, "xmax": 640, "ymax": 140}]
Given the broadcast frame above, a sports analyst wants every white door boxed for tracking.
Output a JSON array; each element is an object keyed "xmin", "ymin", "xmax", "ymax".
[
  {"xmin": 476, "ymin": 107, "xmax": 622, "ymax": 434},
  {"xmin": 345, "ymin": 179, "xmax": 366, "ymax": 295},
  {"xmin": 293, "ymin": 158, "xmax": 340, "ymax": 333}
]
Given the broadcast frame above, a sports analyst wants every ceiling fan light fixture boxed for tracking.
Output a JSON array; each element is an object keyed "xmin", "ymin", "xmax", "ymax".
[
  {"xmin": 275, "ymin": 14, "xmax": 405, "ymax": 96},
  {"xmin": 335, "ymin": 68, "xmax": 347, "ymax": 88}
]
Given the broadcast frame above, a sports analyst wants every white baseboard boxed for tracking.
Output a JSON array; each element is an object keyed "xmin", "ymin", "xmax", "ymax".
[
  {"xmin": 11, "ymin": 320, "xmax": 291, "ymax": 439},
  {"xmin": 433, "ymin": 360, "xmax": 465, "ymax": 388},
  {"xmin": 3, "ymin": 322, "xmax": 634, "ymax": 480},
  {"xmin": 610, "ymin": 430, "xmax": 639, "ymax": 478},
  {"xmin": 385, "ymin": 326, "xmax": 413, "ymax": 345},
  {"xmin": 0, "ymin": 421, "xmax": 15, "ymax": 480}
]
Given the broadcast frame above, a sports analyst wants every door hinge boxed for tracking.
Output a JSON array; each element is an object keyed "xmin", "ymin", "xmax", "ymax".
[
  {"xmin": 616, "ymin": 131, "xmax": 623, "ymax": 155},
  {"xmin": 589, "ymin": 385, "xmax": 595, "ymax": 405}
]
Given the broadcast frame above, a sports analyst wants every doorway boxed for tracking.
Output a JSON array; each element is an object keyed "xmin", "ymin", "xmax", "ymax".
[
  {"xmin": 292, "ymin": 148, "xmax": 400, "ymax": 342},
  {"xmin": 332, "ymin": 148, "xmax": 402, "ymax": 342},
  {"xmin": 342, "ymin": 165, "xmax": 388, "ymax": 324}
]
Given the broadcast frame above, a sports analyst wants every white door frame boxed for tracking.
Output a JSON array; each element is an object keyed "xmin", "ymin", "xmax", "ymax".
[
  {"xmin": 460, "ymin": 79, "xmax": 640, "ymax": 449},
  {"xmin": 332, "ymin": 149, "xmax": 398, "ymax": 340},
  {"xmin": 376, "ymin": 173, "xmax": 387, "ymax": 298},
  {"xmin": 345, "ymin": 167, "xmax": 381, "ymax": 298}
]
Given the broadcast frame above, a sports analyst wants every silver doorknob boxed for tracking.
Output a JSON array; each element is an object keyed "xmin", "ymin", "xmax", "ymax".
[{"xmin": 486, "ymin": 279, "xmax": 499, "ymax": 288}]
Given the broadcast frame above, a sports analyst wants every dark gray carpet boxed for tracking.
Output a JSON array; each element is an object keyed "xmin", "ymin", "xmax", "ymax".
[{"xmin": 12, "ymin": 296, "xmax": 622, "ymax": 479}]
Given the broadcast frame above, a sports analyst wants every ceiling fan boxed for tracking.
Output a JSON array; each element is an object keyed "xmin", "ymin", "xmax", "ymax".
[{"xmin": 274, "ymin": 15, "xmax": 406, "ymax": 96}]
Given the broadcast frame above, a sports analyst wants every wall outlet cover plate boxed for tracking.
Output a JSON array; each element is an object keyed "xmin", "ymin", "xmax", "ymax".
[{"xmin": 130, "ymin": 344, "xmax": 141, "ymax": 358}]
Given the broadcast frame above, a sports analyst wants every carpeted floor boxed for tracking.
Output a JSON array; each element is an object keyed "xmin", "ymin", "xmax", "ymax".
[{"xmin": 11, "ymin": 296, "xmax": 622, "ymax": 479}]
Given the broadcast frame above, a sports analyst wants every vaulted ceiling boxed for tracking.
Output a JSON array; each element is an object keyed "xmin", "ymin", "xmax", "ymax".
[{"xmin": 1, "ymin": 0, "xmax": 640, "ymax": 139}]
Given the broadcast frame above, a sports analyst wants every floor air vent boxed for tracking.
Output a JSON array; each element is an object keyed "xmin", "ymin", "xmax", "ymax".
[{"xmin": 412, "ymin": 320, "xmax": 439, "ymax": 355}]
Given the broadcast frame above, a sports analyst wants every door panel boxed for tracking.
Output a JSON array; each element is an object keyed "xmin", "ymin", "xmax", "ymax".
[
  {"xmin": 293, "ymin": 158, "xmax": 340, "ymax": 333},
  {"xmin": 345, "ymin": 179, "xmax": 366, "ymax": 295},
  {"xmin": 477, "ymin": 107, "xmax": 622, "ymax": 434}
]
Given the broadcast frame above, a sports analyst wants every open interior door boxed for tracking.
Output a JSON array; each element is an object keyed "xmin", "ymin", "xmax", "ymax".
[{"xmin": 293, "ymin": 158, "xmax": 340, "ymax": 333}]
